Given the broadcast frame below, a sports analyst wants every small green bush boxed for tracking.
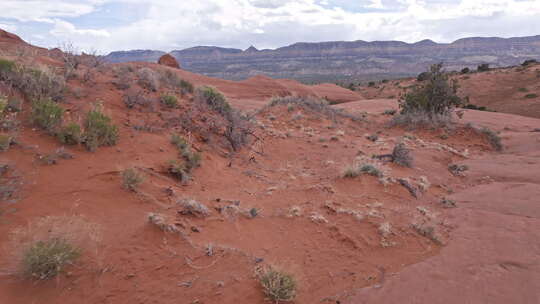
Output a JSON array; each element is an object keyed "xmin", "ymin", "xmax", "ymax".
[
  {"xmin": 31, "ymin": 99, "xmax": 64, "ymax": 132},
  {"xmin": 359, "ymin": 163, "xmax": 383, "ymax": 177},
  {"xmin": 477, "ymin": 63, "xmax": 490, "ymax": 72},
  {"xmin": 0, "ymin": 58, "xmax": 15, "ymax": 77},
  {"xmin": 417, "ymin": 71, "xmax": 430, "ymax": 81},
  {"xmin": 258, "ymin": 266, "xmax": 297, "ymax": 303},
  {"xmin": 400, "ymin": 63, "xmax": 462, "ymax": 117},
  {"xmin": 57, "ymin": 123, "xmax": 82, "ymax": 145},
  {"xmin": 0, "ymin": 134, "xmax": 11, "ymax": 152},
  {"xmin": 479, "ymin": 127, "xmax": 503, "ymax": 151},
  {"xmin": 7, "ymin": 98, "xmax": 22, "ymax": 112},
  {"xmin": 22, "ymin": 238, "xmax": 80, "ymax": 280},
  {"xmin": 524, "ymin": 93, "xmax": 538, "ymax": 99},
  {"xmin": 122, "ymin": 168, "xmax": 144, "ymax": 191},
  {"xmin": 194, "ymin": 86, "xmax": 231, "ymax": 117},
  {"xmin": 83, "ymin": 106, "xmax": 119, "ymax": 151},
  {"xmin": 179, "ymin": 79, "xmax": 194, "ymax": 94},
  {"xmin": 160, "ymin": 94, "xmax": 178, "ymax": 108},
  {"xmin": 171, "ymin": 133, "xmax": 188, "ymax": 150},
  {"xmin": 460, "ymin": 67, "xmax": 470, "ymax": 74}
]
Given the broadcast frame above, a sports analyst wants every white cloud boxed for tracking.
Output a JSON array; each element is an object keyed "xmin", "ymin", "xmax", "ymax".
[
  {"xmin": 0, "ymin": 0, "xmax": 539, "ymax": 53},
  {"xmin": 50, "ymin": 19, "xmax": 110, "ymax": 38}
]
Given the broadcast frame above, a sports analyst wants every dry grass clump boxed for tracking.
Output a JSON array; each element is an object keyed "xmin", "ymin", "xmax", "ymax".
[
  {"xmin": 177, "ymin": 198, "xmax": 210, "ymax": 218},
  {"xmin": 4, "ymin": 216, "xmax": 101, "ymax": 280},
  {"xmin": 467, "ymin": 124, "xmax": 503, "ymax": 151},
  {"xmin": 392, "ymin": 143, "xmax": 413, "ymax": 167},
  {"xmin": 448, "ymin": 163, "xmax": 468, "ymax": 176},
  {"xmin": 122, "ymin": 168, "xmax": 144, "ymax": 191},
  {"xmin": 257, "ymin": 266, "xmax": 297, "ymax": 303},
  {"xmin": 22, "ymin": 238, "xmax": 80, "ymax": 280},
  {"xmin": 147, "ymin": 213, "xmax": 178, "ymax": 232},
  {"xmin": 267, "ymin": 96, "xmax": 362, "ymax": 122},
  {"xmin": 342, "ymin": 156, "xmax": 386, "ymax": 179},
  {"xmin": 137, "ymin": 67, "xmax": 160, "ymax": 91}
]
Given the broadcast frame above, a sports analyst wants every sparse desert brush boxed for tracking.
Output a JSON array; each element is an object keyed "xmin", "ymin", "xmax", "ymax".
[
  {"xmin": 83, "ymin": 104, "xmax": 119, "ymax": 151},
  {"xmin": 137, "ymin": 67, "xmax": 160, "ymax": 91},
  {"xmin": 170, "ymin": 133, "xmax": 201, "ymax": 172},
  {"xmin": 22, "ymin": 238, "xmax": 80, "ymax": 280},
  {"xmin": 31, "ymin": 99, "xmax": 64, "ymax": 133},
  {"xmin": 160, "ymin": 94, "xmax": 178, "ymax": 108},
  {"xmin": 477, "ymin": 63, "xmax": 490, "ymax": 72},
  {"xmin": 467, "ymin": 125, "xmax": 502, "ymax": 151},
  {"xmin": 0, "ymin": 95, "xmax": 7, "ymax": 115},
  {"xmin": 448, "ymin": 163, "xmax": 468, "ymax": 176},
  {"xmin": 195, "ymin": 86, "xmax": 232, "ymax": 117},
  {"xmin": 257, "ymin": 265, "xmax": 297, "ymax": 303},
  {"xmin": 0, "ymin": 134, "xmax": 12, "ymax": 152},
  {"xmin": 168, "ymin": 159, "xmax": 190, "ymax": 182},
  {"xmin": 267, "ymin": 96, "xmax": 361, "ymax": 122},
  {"xmin": 343, "ymin": 156, "xmax": 386, "ymax": 180},
  {"xmin": 122, "ymin": 168, "xmax": 144, "ymax": 191},
  {"xmin": 479, "ymin": 127, "xmax": 503, "ymax": 151},
  {"xmin": 192, "ymin": 85, "xmax": 251, "ymax": 151},
  {"xmin": 179, "ymin": 79, "xmax": 194, "ymax": 94},
  {"xmin": 177, "ymin": 198, "xmax": 210, "ymax": 217},
  {"xmin": 383, "ymin": 109, "xmax": 396, "ymax": 115},
  {"xmin": 57, "ymin": 122, "xmax": 82, "ymax": 145},
  {"xmin": 524, "ymin": 93, "xmax": 538, "ymax": 99},
  {"xmin": 4, "ymin": 216, "xmax": 101, "ymax": 280},
  {"xmin": 171, "ymin": 133, "xmax": 188, "ymax": 150},
  {"xmin": 0, "ymin": 60, "xmax": 64, "ymax": 101},
  {"xmin": 359, "ymin": 163, "xmax": 383, "ymax": 177},
  {"xmin": 392, "ymin": 142, "xmax": 413, "ymax": 167},
  {"xmin": 393, "ymin": 63, "xmax": 461, "ymax": 128}
]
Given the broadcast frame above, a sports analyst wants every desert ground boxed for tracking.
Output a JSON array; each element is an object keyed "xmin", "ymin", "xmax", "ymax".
[{"xmin": 1, "ymin": 29, "xmax": 539, "ymax": 304}]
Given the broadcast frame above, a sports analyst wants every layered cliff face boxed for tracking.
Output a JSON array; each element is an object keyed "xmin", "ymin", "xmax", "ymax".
[{"xmin": 104, "ymin": 35, "xmax": 540, "ymax": 82}]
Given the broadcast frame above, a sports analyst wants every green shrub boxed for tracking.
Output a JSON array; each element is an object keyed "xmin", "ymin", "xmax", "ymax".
[
  {"xmin": 83, "ymin": 105, "xmax": 119, "ymax": 151},
  {"xmin": 160, "ymin": 94, "xmax": 178, "ymax": 108},
  {"xmin": 31, "ymin": 99, "xmax": 64, "ymax": 132},
  {"xmin": 477, "ymin": 63, "xmax": 490, "ymax": 72},
  {"xmin": 171, "ymin": 133, "xmax": 188, "ymax": 150},
  {"xmin": 368, "ymin": 81, "xmax": 375, "ymax": 87},
  {"xmin": 0, "ymin": 134, "xmax": 11, "ymax": 152},
  {"xmin": 57, "ymin": 123, "xmax": 82, "ymax": 145},
  {"xmin": 359, "ymin": 163, "xmax": 383, "ymax": 177},
  {"xmin": 194, "ymin": 86, "xmax": 231, "ymax": 117},
  {"xmin": 0, "ymin": 95, "xmax": 7, "ymax": 115},
  {"xmin": 417, "ymin": 71, "xmax": 430, "ymax": 81},
  {"xmin": 518, "ymin": 87, "xmax": 528, "ymax": 92},
  {"xmin": 0, "ymin": 58, "xmax": 15, "ymax": 77},
  {"xmin": 122, "ymin": 168, "xmax": 144, "ymax": 191},
  {"xmin": 522, "ymin": 59, "xmax": 537, "ymax": 67},
  {"xmin": 22, "ymin": 238, "xmax": 80, "ymax": 280},
  {"xmin": 179, "ymin": 79, "xmax": 194, "ymax": 94},
  {"xmin": 7, "ymin": 97, "xmax": 22, "ymax": 112},
  {"xmin": 460, "ymin": 67, "xmax": 470, "ymax": 74},
  {"xmin": 524, "ymin": 93, "xmax": 538, "ymax": 99},
  {"xmin": 397, "ymin": 63, "xmax": 462, "ymax": 121},
  {"xmin": 258, "ymin": 266, "xmax": 297, "ymax": 303}
]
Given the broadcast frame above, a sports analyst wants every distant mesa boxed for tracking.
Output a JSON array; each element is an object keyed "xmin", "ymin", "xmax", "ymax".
[
  {"xmin": 158, "ymin": 53, "xmax": 180, "ymax": 69},
  {"xmin": 244, "ymin": 45, "xmax": 259, "ymax": 53}
]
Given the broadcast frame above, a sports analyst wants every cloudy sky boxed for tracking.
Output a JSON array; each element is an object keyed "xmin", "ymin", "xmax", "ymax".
[{"xmin": 1, "ymin": 0, "xmax": 539, "ymax": 54}]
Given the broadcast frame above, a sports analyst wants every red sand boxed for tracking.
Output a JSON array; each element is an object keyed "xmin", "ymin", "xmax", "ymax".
[{"xmin": 0, "ymin": 30, "xmax": 539, "ymax": 304}]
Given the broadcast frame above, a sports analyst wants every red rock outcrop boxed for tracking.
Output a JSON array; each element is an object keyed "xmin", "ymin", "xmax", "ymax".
[{"xmin": 158, "ymin": 54, "xmax": 180, "ymax": 69}]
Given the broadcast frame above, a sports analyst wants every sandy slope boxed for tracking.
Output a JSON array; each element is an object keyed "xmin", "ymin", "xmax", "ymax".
[{"xmin": 1, "ymin": 29, "xmax": 539, "ymax": 304}]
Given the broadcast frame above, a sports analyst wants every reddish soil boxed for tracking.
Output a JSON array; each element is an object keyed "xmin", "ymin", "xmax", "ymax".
[{"xmin": 0, "ymin": 31, "xmax": 539, "ymax": 304}]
